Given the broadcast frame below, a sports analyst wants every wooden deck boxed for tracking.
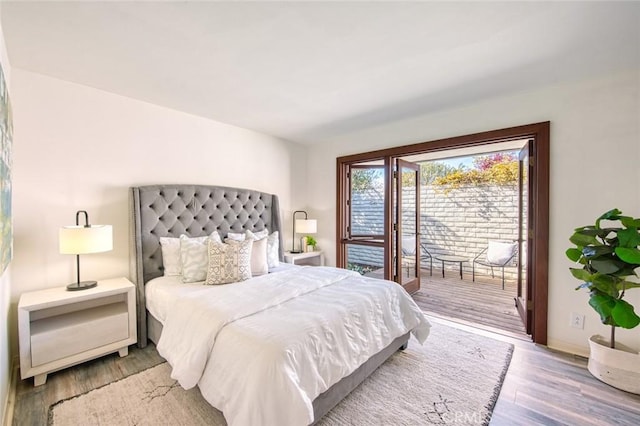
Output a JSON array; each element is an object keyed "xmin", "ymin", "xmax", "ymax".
[
  {"xmin": 367, "ymin": 266, "xmax": 528, "ymax": 338},
  {"xmin": 413, "ymin": 269, "xmax": 528, "ymax": 338}
]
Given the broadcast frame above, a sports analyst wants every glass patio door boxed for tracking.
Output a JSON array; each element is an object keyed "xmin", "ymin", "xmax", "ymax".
[
  {"xmin": 336, "ymin": 158, "xmax": 421, "ymax": 292},
  {"xmin": 340, "ymin": 163, "xmax": 388, "ymax": 279},
  {"xmin": 516, "ymin": 141, "xmax": 533, "ymax": 333},
  {"xmin": 395, "ymin": 159, "xmax": 421, "ymax": 293}
]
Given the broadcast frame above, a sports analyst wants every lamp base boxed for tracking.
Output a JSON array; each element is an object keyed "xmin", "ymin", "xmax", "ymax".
[
  {"xmin": 290, "ymin": 250, "xmax": 302, "ymax": 254},
  {"xmin": 67, "ymin": 281, "xmax": 98, "ymax": 291}
]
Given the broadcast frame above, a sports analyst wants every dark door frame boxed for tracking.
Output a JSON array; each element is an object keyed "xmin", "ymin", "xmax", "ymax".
[
  {"xmin": 516, "ymin": 142, "xmax": 534, "ymax": 334},
  {"xmin": 395, "ymin": 159, "xmax": 421, "ymax": 294},
  {"xmin": 336, "ymin": 122, "xmax": 549, "ymax": 345}
]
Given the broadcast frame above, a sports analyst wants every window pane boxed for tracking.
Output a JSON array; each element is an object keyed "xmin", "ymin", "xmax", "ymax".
[
  {"xmin": 346, "ymin": 243, "xmax": 384, "ymax": 279},
  {"xmin": 350, "ymin": 168, "xmax": 384, "ymax": 237}
]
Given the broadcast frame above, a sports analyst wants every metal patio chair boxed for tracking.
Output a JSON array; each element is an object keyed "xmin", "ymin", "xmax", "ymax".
[
  {"xmin": 472, "ymin": 240, "xmax": 518, "ymax": 289},
  {"xmin": 400, "ymin": 235, "xmax": 433, "ymax": 276}
]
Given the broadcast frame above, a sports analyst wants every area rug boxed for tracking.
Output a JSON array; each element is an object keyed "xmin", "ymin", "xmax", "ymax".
[{"xmin": 49, "ymin": 323, "xmax": 513, "ymax": 426}]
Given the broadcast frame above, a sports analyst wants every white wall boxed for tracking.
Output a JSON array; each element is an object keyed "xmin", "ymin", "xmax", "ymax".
[
  {"xmin": 306, "ymin": 69, "xmax": 640, "ymax": 356},
  {"xmin": 8, "ymin": 69, "xmax": 307, "ymax": 354},
  {"xmin": 0, "ymin": 6, "xmax": 11, "ymax": 423},
  {"xmin": 0, "ymin": 269, "xmax": 9, "ymax": 425}
]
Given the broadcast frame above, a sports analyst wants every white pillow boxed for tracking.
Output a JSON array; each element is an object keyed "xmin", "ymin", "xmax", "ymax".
[
  {"xmin": 250, "ymin": 237, "xmax": 269, "ymax": 276},
  {"xmin": 210, "ymin": 231, "xmax": 223, "ymax": 243},
  {"xmin": 226, "ymin": 235, "xmax": 268, "ymax": 276},
  {"xmin": 160, "ymin": 237, "xmax": 194, "ymax": 276},
  {"xmin": 246, "ymin": 230, "xmax": 279, "ymax": 269},
  {"xmin": 228, "ymin": 229, "xmax": 268, "ymax": 242},
  {"xmin": 179, "ymin": 232, "xmax": 223, "ymax": 283},
  {"xmin": 401, "ymin": 235, "xmax": 416, "ymax": 256},
  {"xmin": 226, "ymin": 232, "xmax": 246, "ymax": 241},
  {"xmin": 266, "ymin": 231, "xmax": 280, "ymax": 269},
  {"xmin": 160, "ymin": 232, "xmax": 221, "ymax": 276},
  {"xmin": 250, "ymin": 229, "xmax": 269, "ymax": 239},
  {"xmin": 487, "ymin": 241, "xmax": 517, "ymax": 265},
  {"xmin": 205, "ymin": 239, "xmax": 252, "ymax": 285}
]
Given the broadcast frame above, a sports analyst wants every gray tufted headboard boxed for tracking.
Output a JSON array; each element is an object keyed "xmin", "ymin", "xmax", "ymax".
[{"xmin": 129, "ymin": 184, "xmax": 284, "ymax": 346}]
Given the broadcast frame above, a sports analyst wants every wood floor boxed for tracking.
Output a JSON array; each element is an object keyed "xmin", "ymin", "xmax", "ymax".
[
  {"xmin": 412, "ymin": 268, "xmax": 528, "ymax": 338},
  {"xmin": 435, "ymin": 318, "xmax": 640, "ymax": 426},
  {"xmin": 11, "ymin": 319, "xmax": 640, "ymax": 425},
  {"xmin": 11, "ymin": 345, "xmax": 164, "ymax": 426}
]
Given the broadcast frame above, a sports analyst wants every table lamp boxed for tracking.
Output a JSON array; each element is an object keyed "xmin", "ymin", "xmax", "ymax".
[
  {"xmin": 59, "ymin": 210, "xmax": 113, "ymax": 291},
  {"xmin": 291, "ymin": 210, "xmax": 317, "ymax": 253}
]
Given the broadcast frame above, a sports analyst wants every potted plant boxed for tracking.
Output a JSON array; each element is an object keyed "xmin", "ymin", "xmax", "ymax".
[
  {"xmin": 305, "ymin": 236, "xmax": 317, "ymax": 252},
  {"xmin": 566, "ymin": 208, "xmax": 640, "ymax": 393}
]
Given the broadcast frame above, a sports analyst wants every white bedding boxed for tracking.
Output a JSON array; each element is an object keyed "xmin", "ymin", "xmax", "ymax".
[
  {"xmin": 145, "ymin": 262, "xmax": 299, "ymax": 323},
  {"xmin": 151, "ymin": 266, "xmax": 431, "ymax": 426}
]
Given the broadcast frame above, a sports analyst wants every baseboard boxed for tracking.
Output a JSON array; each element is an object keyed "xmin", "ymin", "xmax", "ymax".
[
  {"xmin": 2, "ymin": 356, "xmax": 18, "ymax": 426},
  {"xmin": 547, "ymin": 338, "xmax": 590, "ymax": 359}
]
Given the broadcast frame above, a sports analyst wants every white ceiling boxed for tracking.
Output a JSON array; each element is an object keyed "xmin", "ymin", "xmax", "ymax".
[{"xmin": 2, "ymin": 1, "xmax": 639, "ymax": 145}]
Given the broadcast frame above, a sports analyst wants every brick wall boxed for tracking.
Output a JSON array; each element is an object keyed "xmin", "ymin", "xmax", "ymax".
[{"xmin": 347, "ymin": 184, "xmax": 520, "ymax": 280}]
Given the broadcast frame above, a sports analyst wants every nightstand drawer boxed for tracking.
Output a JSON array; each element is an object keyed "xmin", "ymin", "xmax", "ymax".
[{"xmin": 30, "ymin": 302, "xmax": 129, "ymax": 367}]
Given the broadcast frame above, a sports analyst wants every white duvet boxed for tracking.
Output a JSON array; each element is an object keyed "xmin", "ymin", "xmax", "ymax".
[{"xmin": 156, "ymin": 266, "xmax": 431, "ymax": 426}]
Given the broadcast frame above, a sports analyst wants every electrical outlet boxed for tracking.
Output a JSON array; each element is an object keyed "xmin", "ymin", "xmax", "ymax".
[{"xmin": 570, "ymin": 312, "xmax": 585, "ymax": 329}]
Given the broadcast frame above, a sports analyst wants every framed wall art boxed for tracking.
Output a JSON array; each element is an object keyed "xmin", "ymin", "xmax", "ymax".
[{"xmin": 0, "ymin": 63, "xmax": 12, "ymax": 275}]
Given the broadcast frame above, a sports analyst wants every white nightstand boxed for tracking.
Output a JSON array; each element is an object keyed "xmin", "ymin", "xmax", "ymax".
[
  {"xmin": 18, "ymin": 277, "xmax": 137, "ymax": 386},
  {"xmin": 284, "ymin": 251, "xmax": 325, "ymax": 266}
]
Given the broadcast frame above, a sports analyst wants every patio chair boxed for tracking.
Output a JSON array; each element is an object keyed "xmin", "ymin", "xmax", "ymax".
[
  {"xmin": 472, "ymin": 240, "xmax": 518, "ymax": 289},
  {"xmin": 400, "ymin": 235, "xmax": 433, "ymax": 276}
]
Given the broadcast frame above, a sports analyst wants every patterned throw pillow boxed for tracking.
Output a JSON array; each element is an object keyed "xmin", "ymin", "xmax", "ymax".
[
  {"xmin": 161, "ymin": 237, "xmax": 202, "ymax": 276},
  {"xmin": 161, "ymin": 232, "xmax": 221, "ymax": 277},
  {"xmin": 246, "ymin": 230, "xmax": 279, "ymax": 269},
  {"xmin": 223, "ymin": 233, "xmax": 268, "ymax": 276},
  {"xmin": 205, "ymin": 239, "xmax": 253, "ymax": 285},
  {"xmin": 179, "ymin": 232, "xmax": 223, "ymax": 283}
]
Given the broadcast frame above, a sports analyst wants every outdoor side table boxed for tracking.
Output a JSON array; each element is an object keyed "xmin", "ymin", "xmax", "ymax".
[{"xmin": 435, "ymin": 255, "xmax": 468, "ymax": 279}]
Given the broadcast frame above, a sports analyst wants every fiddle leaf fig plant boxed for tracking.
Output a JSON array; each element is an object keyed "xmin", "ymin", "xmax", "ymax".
[{"xmin": 566, "ymin": 209, "xmax": 640, "ymax": 348}]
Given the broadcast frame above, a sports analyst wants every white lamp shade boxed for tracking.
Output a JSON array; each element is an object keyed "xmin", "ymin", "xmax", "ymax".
[
  {"xmin": 295, "ymin": 219, "xmax": 317, "ymax": 234},
  {"xmin": 59, "ymin": 225, "xmax": 113, "ymax": 254}
]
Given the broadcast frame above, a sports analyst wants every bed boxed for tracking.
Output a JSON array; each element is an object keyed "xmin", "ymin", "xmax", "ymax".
[{"xmin": 129, "ymin": 184, "xmax": 430, "ymax": 425}]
